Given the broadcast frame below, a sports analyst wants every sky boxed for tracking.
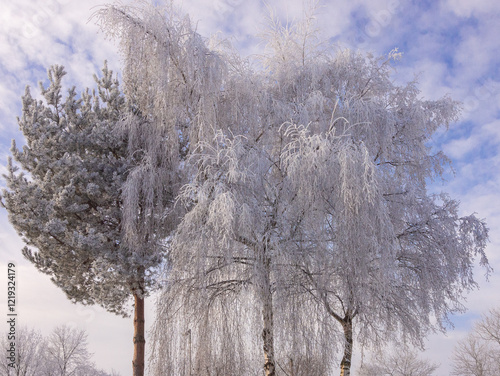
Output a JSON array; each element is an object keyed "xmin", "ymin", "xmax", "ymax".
[{"xmin": 0, "ymin": 0, "xmax": 499, "ymax": 375}]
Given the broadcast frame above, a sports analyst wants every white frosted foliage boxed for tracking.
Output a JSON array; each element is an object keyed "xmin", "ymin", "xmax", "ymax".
[
  {"xmin": 1, "ymin": 64, "xmax": 161, "ymax": 315},
  {"xmin": 147, "ymin": 7, "xmax": 489, "ymax": 375},
  {"xmin": 107, "ymin": 4, "xmax": 495, "ymax": 375}
]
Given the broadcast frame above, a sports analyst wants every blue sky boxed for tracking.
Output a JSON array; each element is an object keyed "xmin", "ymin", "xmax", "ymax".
[{"xmin": 1, "ymin": 0, "xmax": 499, "ymax": 375}]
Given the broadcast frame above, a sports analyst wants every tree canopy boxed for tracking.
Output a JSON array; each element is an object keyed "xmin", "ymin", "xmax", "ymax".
[
  {"xmin": 121, "ymin": 3, "xmax": 490, "ymax": 376},
  {"xmin": 452, "ymin": 308, "xmax": 500, "ymax": 376},
  {"xmin": 1, "ymin": 64, "xmax": 142, "ymax": 314}
]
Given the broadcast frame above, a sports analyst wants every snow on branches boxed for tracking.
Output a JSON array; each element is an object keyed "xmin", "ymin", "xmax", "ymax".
[{"xmin": 90, "ymin": 3, "xmax": 489, "ymax": 375}]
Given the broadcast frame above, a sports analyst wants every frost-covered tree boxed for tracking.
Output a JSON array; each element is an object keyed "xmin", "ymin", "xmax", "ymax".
[
  {"xmin": 94, "ymin": 3, "xmax": 489, "ymax": 376},
  {"xmin": 151, "ymin": 127, "xmax": 342, "ymax": 375},
  {"xmin": 94, "ymin": 3, "xmax": 260, "ymax": 374},
  {"xmin": 452, "ymin": 308, "xmax": 500, "ymax": 376},
  {"xmin": 0, "ymin": 325, "xmax": 117, "ymax": 376},
  {"xmin": 0, "ymin": 64, "xmax": 166, "ymax": 376},
  {"xmin": 137, "ymin": 7, "xmax": 343, "ymax": 375},
  {"xmin": 42, "ymin": 325, "xmax": 91, "ymax": 376},
  {"xmin": 272, "ymin": 55, "xmax": 490, "ymax": 376},
  {"xmin": 2, "ymin": 65, "xmax": 131, "ymax": 313},
  {"xmin": 94, "ymin": 4, "xmax": 235, "ymax": 374},
  {"xmin": 358, "ymin": 347, "xmax": 439, "ymax": 376},
  {"xmin": 251, "ymin": 12, "xmax": 489, "ymax": 375},
  {"xmin": 1, "ymin": 326, "xmax": 44, "ymax": 376}
]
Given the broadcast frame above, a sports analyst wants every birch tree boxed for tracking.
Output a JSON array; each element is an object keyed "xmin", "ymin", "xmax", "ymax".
[
  {"xmin": 94, "ymin": 3, "xmax": 261, "ymax": 374},
  {"xmin": 144, "ymin": 8, "xmax": 341, "ymax": 375},
  {"xmin": 145, "ymin": 5, "xmax": 490, "ymax": 376},
  {"xmin": 255, "ymin": 13, "xmax": 489, "ymax": 375},
  {"xmin": 277, "ymin": 55, "xmax": 490, "ymax": 376},
  {"xmin": 150, "ymin": 127, "xmax": 342, "ymax": 375}
]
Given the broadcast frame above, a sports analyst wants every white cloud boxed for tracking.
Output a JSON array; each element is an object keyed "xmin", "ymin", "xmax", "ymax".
[
  {"xmin": 453, "ymin": 18, "xmax": 500, "ymax": 80},
  {"xmin": 443, "ymin": 134, "xmax": 482, "ymax": 160},
  {"xmin": 0, "ymin": 83, "xmax": 20, "ymax": 131},
  {"xmin": 445, "ymin": 0, "xmax": 500, "ymax": 18}
]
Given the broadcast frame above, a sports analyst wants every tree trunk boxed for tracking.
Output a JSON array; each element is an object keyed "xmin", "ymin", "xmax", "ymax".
[
  {"xmin": 133, "ymin": 292, "xmax": 146, "ymax": 376},
  {"xmin": 339, "ymin": 317, "xmax": 353, "ymax": 376},
  {"xmin": 261, "ymin": 255, "xmax": 275, "ymax": 376}
]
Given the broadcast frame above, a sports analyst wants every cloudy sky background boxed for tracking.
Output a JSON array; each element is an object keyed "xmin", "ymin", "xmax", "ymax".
[{"xmin": 0, "ymin": 0, "xmax": 499, "ymax": 375}]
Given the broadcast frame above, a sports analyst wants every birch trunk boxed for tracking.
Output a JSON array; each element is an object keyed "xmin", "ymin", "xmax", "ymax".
[
  {"xmin": 260, "ymin": 254, "xmax": 276, "ymax": 376},
  {"xmin": 339, "ymin": 317, "xmax": 353, "ymax": 376},
  {"xmin": 133, "ymin": 292, "xmax": 146, "ymax": 376}
]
